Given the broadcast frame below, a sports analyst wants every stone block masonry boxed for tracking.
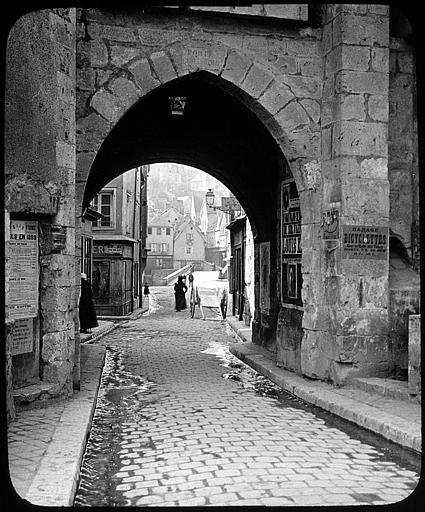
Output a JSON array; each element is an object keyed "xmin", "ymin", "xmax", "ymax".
[
  {"xmin": 0, "ymin": 3, "xmax": 410, "ymax": 398},
  {"xmin": 5, "ymin": 9, "xmax": 78, "ymax": 396}
]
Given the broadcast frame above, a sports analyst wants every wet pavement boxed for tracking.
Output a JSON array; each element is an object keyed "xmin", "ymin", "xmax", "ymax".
[{"xmin": 73, "ymin": 286, "xmax": 421, "ymax": 507}]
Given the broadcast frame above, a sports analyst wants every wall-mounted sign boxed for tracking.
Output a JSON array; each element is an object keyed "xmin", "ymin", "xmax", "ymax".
[
  {"xmin": 322, "ymin": 209, "xmax": 340, "ymax": 240},
  {"xmin": 221, "ymin": 196, "xmax": 241, "ymax": 213},
  {"xmin": 342, "ymin": 225, "xmax": 388, "ymax": 260},
  {"xmin": 281, "ymin": 180, "xmax": 302, "ymax": 306},
  {"xmin": 11, "ymin": 318, "xmax": 34, "ymax": 355},
  {"xmin": 260, "ymin": 242, "xmax": 271, "ymax": 314},
  {"xmin": 94, "ymin": 244, "xmax": 123, "ymax": 256},
  {"xmin": 9, "ymin": 220, "xmax": 39, "ymax": 320}
]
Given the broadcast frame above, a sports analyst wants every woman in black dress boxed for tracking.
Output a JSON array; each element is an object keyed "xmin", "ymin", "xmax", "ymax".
[
  {"xmin": 174, "ymin": 275, "xmax": 187, "ymax": 311},
  {"xmin": 79, "ymin": 273, "xmax": 98, "ymax": 333}
]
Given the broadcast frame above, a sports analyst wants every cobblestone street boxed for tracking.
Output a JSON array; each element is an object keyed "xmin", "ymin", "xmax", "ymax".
[{"xmin": 74, "ymin": 286, "xmax": 420, "ymax": 507}]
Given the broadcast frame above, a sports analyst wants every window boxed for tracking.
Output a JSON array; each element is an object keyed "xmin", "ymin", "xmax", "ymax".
[
  {"xmin": 92, "ymin": 190, "xmax": 115, "ymax": 228},
  {"xmin": 185, "ymin": 246, "xmax": 193, "ymax": 255},
  {"xmin": 147, "ymin": 227, "xmax": 152, "ymax": 234},
  {"xmin": 161, "ymin": 243, "xmax": 169, "ymax": 253},
  {"xmin": 166, "ymin": 227, "xmax": 171, "ymax": 235},
  {"xmin": 150, "ymin": 243, "xmax": 158, "ymax": 253},
  {"xmin": 80, "ymin": 236, "xmax": 92, "ymax": 279},
  {"xmin": 157, "ymin": 227, "xmax": 162, "ymax": 235},
  {"xmin": 186, "ymin": 233, "xmax": 194, "ymax": 242}
]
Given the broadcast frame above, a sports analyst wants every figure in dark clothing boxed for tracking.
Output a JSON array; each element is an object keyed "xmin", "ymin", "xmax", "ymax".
[
  {"xmin": 79, "ymin": 273, "xmax": 98, "ymax": 333},
  {"xmin": 144, "ymin": 282, "xmax": 150, "ymax": 297},
  {"xmin": 174, "ymin": 275, "xmax": 187, "ymax": 311}
]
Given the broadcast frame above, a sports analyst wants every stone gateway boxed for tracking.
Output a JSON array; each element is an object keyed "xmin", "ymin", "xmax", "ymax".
[{"xmin": 4, "ymin": 5, "xmax": 420, "ymax": 414}]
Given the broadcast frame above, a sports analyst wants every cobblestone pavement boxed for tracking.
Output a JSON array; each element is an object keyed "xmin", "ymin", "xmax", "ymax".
[{"xmin": 74, "ymin": 287, "xmax": 420, "ymax": 507}]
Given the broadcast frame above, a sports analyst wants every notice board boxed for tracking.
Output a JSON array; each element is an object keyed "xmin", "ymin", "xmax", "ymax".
[
  {"xmin": 342, "ymin": 225, "xmax": 388, "ymax": 260},
  {"xmin": 9, "ymin": 220, "xmax": 39, "ymax": 320}
]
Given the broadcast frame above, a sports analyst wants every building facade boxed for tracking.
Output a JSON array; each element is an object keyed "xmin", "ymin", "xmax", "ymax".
[
  {"xmin": 173, "ymin": 217, "xmax": 207, "ymax": 270},
  {"xmin": 91, "ymin": 167, "xmax": 148, "ymax": 316},
  {"xmin": 144, "ymin": 207, "xmax": 181, "ymax": 280}
]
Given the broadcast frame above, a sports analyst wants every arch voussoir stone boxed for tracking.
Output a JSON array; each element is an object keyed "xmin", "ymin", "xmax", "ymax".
[
  {"xmin": 90, "ymin": 88, "xmax": 125, "ymax": 124},
  {"xmin": 150, "ymin": 50, "xmax": 179, "ymax": 84},
  {"xmin": 275, "ymin": 100, "xmax": 310, "ymax": 132},
  {"xmin": 220, "ymin": 48, "xmax": 252, "ymax": 86},
  {"xmin": 77, "ymin": 112, "xmax": 110, "ymax": 152},
  {"xmin": 129, "ymin": 58, "xmax": 161, "ymax": 95},
  {"xmin": 258, "ymin": 79, "xmax": 293, "ymax": 116},
  {"xmin": 240, "ymin": 63, "xmax": 274, "ymax": 100},
  {"xmin": 109, "ymin": 75, "xmax": 142, "ymax": 108}
]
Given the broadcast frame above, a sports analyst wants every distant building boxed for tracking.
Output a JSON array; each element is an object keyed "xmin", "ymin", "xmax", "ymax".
[
  {"xmin": 90, "ymin": 166, "xmax": 148, "ymax": 316},
  {"xmin": 145, "ymin": 207, "xmax": 183, "ymax": 278},
  {"xmin": 199, "ymin": 195, "xmax": 230, "ymax": 268},
  {"xmin": 173, "ymin": 216, "xmax": 206, "ymax": 270}
]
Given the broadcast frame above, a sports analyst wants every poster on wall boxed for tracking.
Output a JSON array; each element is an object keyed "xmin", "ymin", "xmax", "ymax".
[
  {"xmin": 342, "ymin": 225, "xmax": 388, "ymax": 260},
  {"xmin": 9, "ymin": 220, "xmax": 39, "ymax": 320},
  {"xmin": 11, "ymin": 318, "xmax": 34, "ymax": 355},
  {"xmin": 281, "ymin": 180, "xmax": 302, "ymax": 306},
  {"xmin": 259, "ymin": 242, "xmax": 270, "ymax": 314}
]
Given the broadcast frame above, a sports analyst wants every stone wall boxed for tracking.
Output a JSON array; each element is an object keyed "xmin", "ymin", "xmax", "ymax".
[
  {"xmin": 389, "ymin": 37, "xmax": 419, "ymax": 269},
  {"xmin": 302, "ymin": 4, "xmax": 392, "ymax": 385},
  {"xmin": 5, "ymin": 9, "xmax": 77, "ymax": 395}
]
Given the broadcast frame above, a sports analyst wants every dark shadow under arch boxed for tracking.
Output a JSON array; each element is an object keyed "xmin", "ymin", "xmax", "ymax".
[{"xmin": 83, "ymin": 71, "xmax": 290, "ymax": 242}]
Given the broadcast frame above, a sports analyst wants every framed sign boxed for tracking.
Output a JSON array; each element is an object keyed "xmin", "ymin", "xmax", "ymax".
[
  {"xmin": 11, "ymin": 318, "xmax": 34, "ymax": 355},
  {"xmin": 280, "ymin": 180, "xmax": 302, "ymax": 306},
  {"xmin": 9, "ymin": 220, "xmax": 39, "ymax": 320},
  {"xmin": 342, "ymin": 226, "xmax": 388, "ymax": 260}
]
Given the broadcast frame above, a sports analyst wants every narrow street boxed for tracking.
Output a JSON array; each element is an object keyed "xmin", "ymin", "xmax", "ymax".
[{"xmin": 74, "ymin": 284, "xmax": 420, "ymax": 507}]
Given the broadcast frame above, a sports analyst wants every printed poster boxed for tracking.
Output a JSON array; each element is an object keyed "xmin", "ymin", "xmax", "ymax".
[{"xmin": 9, "ymin": 220, "xmax": 39, "ymax": 320}]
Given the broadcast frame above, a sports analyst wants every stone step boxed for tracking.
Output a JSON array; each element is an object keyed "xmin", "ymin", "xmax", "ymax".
[
  {"xmin": 351, "ymin": 377, "xmax": 421, "ymax": 404},
  {"xmin": 13, "ymin": 381, "xmax": 62, "ymax": 407}
]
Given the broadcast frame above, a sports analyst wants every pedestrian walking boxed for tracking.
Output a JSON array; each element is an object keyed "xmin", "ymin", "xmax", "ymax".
[
  {"xmin": 174, "ymin": 275, "xmax": 187, "ymax": 311},
  {"xmin": 144, "ymin": 282, "xmax": 150, "ymax": 297},
  {"xmin": 79, "ymin": 273, "xmax": 98, "ymax": 333}
]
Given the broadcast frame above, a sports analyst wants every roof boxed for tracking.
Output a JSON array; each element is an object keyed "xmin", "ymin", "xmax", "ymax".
[
  {"xmin": 174, "ymin": 216, "xmax": 206, "ymax": 243},
  {"xmin": 226, "ymin": 214, "xmax": 247, "ymax": 232}
]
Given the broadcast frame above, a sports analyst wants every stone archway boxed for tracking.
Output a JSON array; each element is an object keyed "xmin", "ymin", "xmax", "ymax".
[{"xmin": 76, "ymin": 7, "xmax": 323, "ymax": 377}]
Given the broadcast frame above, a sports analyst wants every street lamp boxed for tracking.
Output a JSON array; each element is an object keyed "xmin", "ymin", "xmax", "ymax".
[{"xmin": 205, "ymin": 188, "xmax": 216, "ymax": 207}]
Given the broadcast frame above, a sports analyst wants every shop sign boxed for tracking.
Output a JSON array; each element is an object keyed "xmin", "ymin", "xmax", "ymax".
[
  {"xmin": 11, "ymin": 318, "xmax": 34, "ymax": 355},
  {"xmin": 94, "ymin": 244, "xmax": 123, "ymax": 255},
  {"xmin": 9, "ymin": 220, "xmax": 39, "ymax": 320},
  {"xmin": 342, "ymin": 225, "xmax": 388, "ymax": 260},
  {"xmin": 221, "ymin": 196, "xmax": 241, "ymax": 213}
]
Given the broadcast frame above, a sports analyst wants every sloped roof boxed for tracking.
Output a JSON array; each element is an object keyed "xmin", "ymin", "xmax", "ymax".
[
  {"xmin": 174, "ymin": 216, "xmax": 206, "ymax": 243},
  {"xmin": 148, "ymin": 206, "xmax": 183, "ymax": 226}
]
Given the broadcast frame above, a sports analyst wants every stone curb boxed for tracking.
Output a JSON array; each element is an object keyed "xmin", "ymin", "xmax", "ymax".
[
  {"xmin": 24, "ymin": 344, "xmax": 106, "ymax": 506},
  {"xmin": 229, "ymin": 341, "xmax": 421, "ymax": 454},
  {"xmin": 81, "ymin": 322, "xmax": 118, "ymax": 344}
]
